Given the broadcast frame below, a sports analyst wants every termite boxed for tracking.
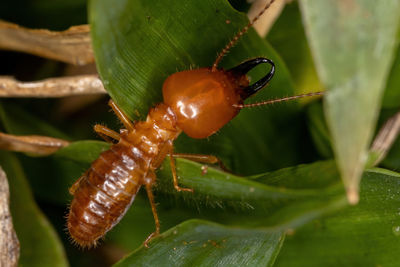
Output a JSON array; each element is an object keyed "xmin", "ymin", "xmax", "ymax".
[{"xmin": 67, "ymin": 0, "xmax": 323, "ymax": 248}]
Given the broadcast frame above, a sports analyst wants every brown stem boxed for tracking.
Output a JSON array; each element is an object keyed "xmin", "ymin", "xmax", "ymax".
[
  {"xmin": 0, "ymin": 75, "xmax": 106, "ymax": 97},
  {"xmin": 248, "ymin": 0, "xmax": 287, "ymax": 37},
  {"xmin": 370, "ymin": 111, "xmax": 400, "ymax": 166},
  {"xmin": 0, "ymin": 166, "xmax": 19, "ymax": 267},
  {"xmin": 0, "ymin": 132, "xmax": 69, "ymax": 156},
  {"xmin": 0, "ymin": 20, "xmax": 93, "ymax": 65}
]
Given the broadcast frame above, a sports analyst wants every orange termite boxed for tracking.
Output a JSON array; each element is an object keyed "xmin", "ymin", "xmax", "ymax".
[{"xmin": 67, "ymin": 0, "xmax": 323, "ymax": 247}]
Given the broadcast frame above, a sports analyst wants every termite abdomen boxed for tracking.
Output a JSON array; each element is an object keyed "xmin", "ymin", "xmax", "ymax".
[
  {"xmin": 68, "ymin": 104, "xmax": 181, "ymax": 247},
  {"xmin": 68, "ymin": 145, "xmax": 142, "ymax": 247}
]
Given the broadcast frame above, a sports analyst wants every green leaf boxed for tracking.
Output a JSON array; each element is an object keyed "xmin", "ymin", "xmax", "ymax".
[
  {"xmin": 90, "ymin": 0, "xmax": 255, "ymax": 117},
  {"xmin": 56, "ymin": 140, "xmax": 346, "ymax": 212},
  {"xmin": 157, "ymin": 159, "xmax": 345, "ymax": 218},
  {"xmin": 0, "ymin": 101, "xmax": 68, "ymax": 139},
  {"xmin": 381, "ymin": 133, "xmax": 400, "ymax": 170},
  {"xmin": 108, "ymin": 159, "xmax": 348, "ymax": 264},
  {"xmin": 268, "ymin": 1, "xmax": 322, "ymax": 94},
  {"xmin": 14, "ymin": 141, "xmax": 110, "ymax": 205},
  {"xmin": 0, "ymin": 151, "xmax": 68, "ymax": 267},
  {"xmin": 114, "ymin": 220, "xmax": 284, "ymax": 267},
  {"xmin": 18, "ymin": 154, "xmax": 88, "ymax": 205},
  {"xmin": 89, "ymin": 0, "xmax": 310, "ymax": 174},
  {"xmin": 274, "ymin": 168, "xmax": 400, "ymax": 266},
  {"xmin": 54, "ymin": 140, "xmax": 110, "ymax": 164},
  {"xmin": 106, "ymin": 159, "xmax": 347, "ymax": 251},
  {"xmin": 382, "ymin": 45, "xmax": 400, "ymax": 108},
  {"xmin": 0, "ymin": 0, "xmax": 87, "ymax": 30},
  {"xmin": 299, "ymin": 1, "xmax": 400, "ymax": 203},
  {"xmin": 53, "ymin": 141, "xmax": 348, "ymax": 253},
  {"xmin": 0, "ymin": 103, "xmax": 87, "ymax": 205},
  {"xmin": 306, "ymin": 101, "xmax": 333, "ymax": 158}
]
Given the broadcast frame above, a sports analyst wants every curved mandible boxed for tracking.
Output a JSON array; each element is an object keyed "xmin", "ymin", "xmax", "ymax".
[{"xmin": 228, "ymin": 57, "xmax": 275, "ymax": 99}]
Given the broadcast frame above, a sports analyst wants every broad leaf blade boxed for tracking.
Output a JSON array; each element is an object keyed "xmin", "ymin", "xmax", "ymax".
[
  {"xmin": 89, "ymin": 0, "xmax": 308, "ymax": 174},
  {"xmin": 114, "ymin": 220, "xmax": 284, "ymax": 267},
  {"xmin": 274, "ymin": 168, "xmax": 400, "ymax": 266},
  {"xmin": 53, "ymin": 141, "xmax": 348, "ymax": 253},
  {"xmin": 109, "ymin": 159, "xmax": 347, "ymax": 251},
  {"xmin": 299, "ymin": 1, "xmax": 400, "ymax": 203},
  {"xmin": 56, "ymin": 141, "xmax": 347, "ymax": 227},
  {"xmin": 157, "ymin": 159, "xmax": 345, "ymax": 218},
  {"xmin": 54, "ymin": 140, "xmax": 109, "ymax": 164},
  {"xmin": 90, "ymin": 0, "xmax": 258, "ymax": 118}
]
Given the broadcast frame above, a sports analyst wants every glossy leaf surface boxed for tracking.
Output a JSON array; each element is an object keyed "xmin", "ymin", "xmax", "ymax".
[
  {"xmin": 89, "ymin": 0, "xmax": 310, "ymax": 175},
  {"xmin": 115, "ymin": 220, "xmax": 284, "ymax": 267}
]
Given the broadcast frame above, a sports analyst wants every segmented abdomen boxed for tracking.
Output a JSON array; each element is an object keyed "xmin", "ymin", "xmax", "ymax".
[
  {"xmin": 67, "ymin": 143, "xmax": 149, "ymax": 247},
  {"xmin": 67, "ymin": 103, "xmax": 180, "ymax": 247}
]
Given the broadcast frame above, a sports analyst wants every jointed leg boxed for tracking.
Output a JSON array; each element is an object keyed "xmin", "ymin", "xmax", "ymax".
[
  {"xmin": 69, "ymin": 171, "xmax": 88, "ymax": 195},
  {"xmin": 69, "ymin": 177, "xmax": 82, "ymax": 195},
  {"xmin": 169, "ymin": 153, "xmax": 194, "ymax": 193},
  {"xmin": 172, "ymin": 153, "xmax": 229, "ymax": 172},
  {"xmin": 108, "ymin": 100, "xmax": 134, "ymax": 131},
  {"xmin": 144, "ymin": 183, "xmax": 160, "ymax": 248},
  {"xmin": 94, "ymin": 124, "xmax": 120, "ymax": 143}
]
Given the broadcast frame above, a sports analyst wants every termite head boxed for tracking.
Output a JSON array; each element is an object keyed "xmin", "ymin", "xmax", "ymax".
[{"xmin": 162, "ymin": 57, "xmax": 275, "ymax": 138}]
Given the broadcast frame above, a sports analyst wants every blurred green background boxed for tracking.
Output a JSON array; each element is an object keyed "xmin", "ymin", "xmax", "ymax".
[{"xmin": 1, "ymin": 0, "xmax": 400, "ymax": 266}]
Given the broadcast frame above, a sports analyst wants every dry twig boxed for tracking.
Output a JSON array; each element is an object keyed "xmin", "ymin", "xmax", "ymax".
[
  {"xmin": 0, "ymin": 20, "xmax": 93, "ymax": 65},
  {"xmin": 371, "ymin": 111, "xmax": 400, "ymax": 166},
  {"xmin": 0, "ymin": 75, "xmax": 106, "ymax": 97},
  {"xmin": 0, "ymin": 132, "xmax": 69, "ymax": 156},
  {"xmin": 248, "ymin": 0, "xmax": 288, "ymax": 37},
  {"xmin": 0, "ymin": 166, "xmax": 19, "ymax": 267}
]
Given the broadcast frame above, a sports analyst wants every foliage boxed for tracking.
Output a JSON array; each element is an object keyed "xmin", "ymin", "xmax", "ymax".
[{"xmin": 0, "ymin": 0, "xmax": 400, "ymax": 266}]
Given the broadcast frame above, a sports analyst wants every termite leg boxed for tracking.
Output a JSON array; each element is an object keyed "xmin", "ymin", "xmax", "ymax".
[
  {"xmin": 152, "ymin": 142, "xmax": 194, "ymax": 192},
  {"xmin": 69, "ymin": 172, "xmax": 87, "ymax": 195},
  {"xmin": 172, "ymin": 153, "xmax": 229, "ymax": 172},
  {"xmin": 108, "ymin": 100, "xmax": 134, "ymax": 132},
  {"xmin": 93, "ymin": 124, "xmax": 120, "ymax": 143},
  {"xmin": 144, "ymin": 183, "xmax": 160, "ymax": 248},
  {"xmin": 169, "ymin": 153, "xmax": 194, "ymax": 193},
  {"xmin": 69, "ymin": 179, "xmax": 80, "ymax": 195}
]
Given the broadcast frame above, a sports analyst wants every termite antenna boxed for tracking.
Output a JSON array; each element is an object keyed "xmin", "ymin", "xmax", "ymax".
[
  {"xmin": 233, "ymin": 91, "xmax": 324, "ymax": 109},
  {"xmin": 211, "ymin": 0, "xmax": 277, "ymax": 72}
]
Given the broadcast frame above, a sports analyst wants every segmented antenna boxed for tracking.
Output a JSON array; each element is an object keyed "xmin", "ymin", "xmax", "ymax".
[
  {"xmin": 211, "ymin": 0, "xmax": 277, "ymax": 72},
  {"xmin": 233, "ymin": 92, "xmax": 324, "ymax": 109}
]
